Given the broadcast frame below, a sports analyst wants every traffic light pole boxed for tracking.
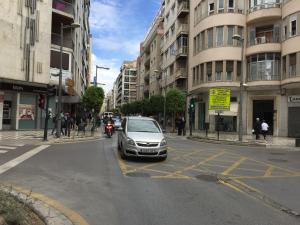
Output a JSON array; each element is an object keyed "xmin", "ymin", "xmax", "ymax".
[{"xmin": 43, "ymin": 94, "xmax": 50, "ymax": 141}]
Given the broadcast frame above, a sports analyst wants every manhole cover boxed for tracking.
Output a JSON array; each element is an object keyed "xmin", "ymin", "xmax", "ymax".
[
  {"xmin": 196, "ymin": 174, "xmax": 219, "ymax": 182},
  {"xmin": 268, "ymin": 158, "xmax": 288, "ymax": 163},
  {"xmin": 126, "ymin": 172, "xmax": 150, "ymax": 178},
  {"xmin": 270, "ymin": 152, "xmax": 286, "ymax": 156}
]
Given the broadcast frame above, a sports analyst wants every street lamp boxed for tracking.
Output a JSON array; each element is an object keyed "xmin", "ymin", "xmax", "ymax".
[
  {"xmin": 56, "ymin": 22, "xmax": 80, "ymax": 138},
  {"xmin": 232, "ymin": 34, "xmax": 245, "ymax": 142},
  {"xmin": 95, "ymin": 65, "xmax": 109, "ymax": 87}
]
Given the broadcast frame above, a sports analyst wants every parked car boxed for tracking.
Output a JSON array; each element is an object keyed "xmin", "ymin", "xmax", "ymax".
[
  {"xmin": 112, "ymin": 118, "xmax": 122, "ymax": 129},
  {"xmin": 117, "ymin": 116, "xmax": 167, "ymax": 160}
]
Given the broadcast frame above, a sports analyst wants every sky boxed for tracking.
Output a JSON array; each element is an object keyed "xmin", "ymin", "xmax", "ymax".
[{"xmin": 89, "ymin": 0, "xmax": 161, "ymax": 94}]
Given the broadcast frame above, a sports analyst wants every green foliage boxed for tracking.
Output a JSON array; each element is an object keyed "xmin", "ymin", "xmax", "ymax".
[
  {"xmin": 149, "ymin": 95, "xmax": 164, "ymax": 114},
  {"xmin": 82, "ymin": 86, "xmax": 104, "ymax": 113},
  {"xmin": 166, "ymin": 88, "xmax": 186, "ymax": 114}
]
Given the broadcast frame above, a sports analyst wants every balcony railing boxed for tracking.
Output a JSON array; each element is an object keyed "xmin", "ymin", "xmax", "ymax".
[
  {"xmin": 177, "ymin": 24, "xmax": 189, "ymax": 36},
  {"xmin": 176, "ymin": 68, "xmax": 187, "ymax": 78},
  {"xmin": 289, "ymin": 65, "xmax": 296, "ymax": 77},
  {"xmin": 248, "ymin": 33, "xmax": 280, "ymax": 46},
  {"xmin": 248, "ymin": 1, "xmax": 281, "ymax": 13},
  {"xmin": 52, "ymin": 0, "xmax": 74, "ymax": 15},
  {"xmin": 51, "ymin": 33, "xmax": 73, "ymax": 48},
  {"xmin": 177, "ymin": 1, "xmax": 189, "ymax": 15},
  {"xmin": 176, "ymin": 46, "xmax": 188, "ymax": 57}
]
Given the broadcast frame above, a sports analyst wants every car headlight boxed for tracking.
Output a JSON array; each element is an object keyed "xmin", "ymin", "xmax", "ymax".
[
  {"xmin": 127, "ymin": 138, "xmax": 135, "ymax": 146},
  {"xmin": 160, "ymin": 138, "xmax": 167, "ymax": 146}
]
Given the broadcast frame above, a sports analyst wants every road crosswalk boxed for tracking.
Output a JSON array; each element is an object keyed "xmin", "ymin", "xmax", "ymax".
[{"xmin": 0, "ymin": 144, "xmax": 24, "ymax": 154}]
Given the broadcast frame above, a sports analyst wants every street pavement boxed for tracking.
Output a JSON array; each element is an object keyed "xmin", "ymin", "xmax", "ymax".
[{"xmin": 0, "ymin": 133, "xmax": 299, "ymax": 225}]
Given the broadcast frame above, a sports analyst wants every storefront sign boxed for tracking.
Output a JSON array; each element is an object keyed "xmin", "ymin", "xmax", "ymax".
[
  {"xmin": 0, "ymin": 82, "xmax": 50, "ymax": 94},
  {"xmin": 19, "ymin": 104, "xmax": 35, "ymax": 120},
  {"xmin": 209, "ymin": 88, "xmax": 231, "ymax": 111},
  {"xmin": 288, "ymin": 96, "xmax": 300, "ymax": 103}
]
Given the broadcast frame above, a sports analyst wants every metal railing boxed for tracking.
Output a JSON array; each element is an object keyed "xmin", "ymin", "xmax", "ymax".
[
  {"xmin": 52, "ymin": 0, "xmax": 74, "ymax": 15},
  {"xmin": 176, "ymin": 68, "xmax": 187, "ymax": 78},
  {"xmin": 177, "ymin": 24, "xmax": 188, "ymax": 36},
  {"xmin": 176, "ymin": 46, "xmax": 188, "ymax": 56},
  {"xmin": 248, "ymin": 33, "xmax": 281, "ymax": 46},
  {"xmin": 177, "ymin": 1, "xmax": 189, "ymax": 14},
  {"xmin": 248, "ymin": 2, "xmax": 281, "ymax": 13},
  {"xmin": 289, "ymin": 65, "xmax": 296, "ymax": 77},
  {"xmin": 248, "ymin": 73, "xmax": 280, "ymax": 81}
]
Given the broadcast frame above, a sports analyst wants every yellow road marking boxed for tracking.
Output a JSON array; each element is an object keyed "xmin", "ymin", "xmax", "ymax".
[
  {"xmin": 118, "ymin": 158, "xmax": 128, "ymax": 175},
  {"xmin": 264, "ymin": 166, "xmax": 274, "ymax": 177},
  {"xmin": 168, "ymin": 151, "xmax": 226, "ymax": 176},
  {"xmin": 233, "ymin": 174, "xmax": 300, "ymax": 179},
  {"xmin": 203, "ymin": 163, "xmax": 267, "ymax": 173},
  {"xmin": 6, "ymin": 184, "xmax": 89, "ymax": 225},
  {"xmin": 222, "ymin": 157, "xmax": 247, "ymax": 175},
  {"xmin": 233, "ymin": 179, "xmax": 263, "ymax": 194}
]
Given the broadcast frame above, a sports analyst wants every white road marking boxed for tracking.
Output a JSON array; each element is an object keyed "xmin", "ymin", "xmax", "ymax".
[
  {"xmin": 0, "ymin": 146, "xmax": 17, "ymax": 150},
  {"xmin": 0, "ymin": 145, "xmax": 50, "ymax": 175},
  {"xmin": 0, "ymin": 150, "xmax": 8, "ymax": 154}
]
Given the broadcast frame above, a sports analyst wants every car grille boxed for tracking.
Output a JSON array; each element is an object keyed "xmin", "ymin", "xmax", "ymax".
[{"xmin": 136, "ymin": 142, "xmax": 159, "ymax": 147}]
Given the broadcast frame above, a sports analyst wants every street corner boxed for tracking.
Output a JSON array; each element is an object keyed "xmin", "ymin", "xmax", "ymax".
[{"xmin": 0, "ymin": 184, "xmax": 90, "ymax": 225}]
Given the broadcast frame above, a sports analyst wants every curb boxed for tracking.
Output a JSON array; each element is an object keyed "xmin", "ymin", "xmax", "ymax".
[
  {"xmin": 1, "ymin": 185, "xmax": 89, "ymax": 225},
  {"xmin": 187, "ymin": 136, "xmax": 266, "ymax": 147}
]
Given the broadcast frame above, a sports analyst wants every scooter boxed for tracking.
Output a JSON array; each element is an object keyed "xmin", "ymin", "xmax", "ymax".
[{"xmin": 105, "ymin": 123, "xmax": 113, "ymax": 138}]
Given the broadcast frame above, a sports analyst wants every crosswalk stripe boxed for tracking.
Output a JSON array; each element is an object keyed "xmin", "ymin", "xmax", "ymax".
[
  {"xmin": 0, "ymin": 146, "xmax": 17, "ymax": 150},
  {"xmin": 0, "ymin": 150, "xmax": 8, "ymax": 154}
]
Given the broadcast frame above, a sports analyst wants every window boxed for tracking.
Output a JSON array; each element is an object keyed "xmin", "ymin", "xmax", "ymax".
[
  {"xmin": 200, "ymin": 64, "xmax": 204, "ymax": 82},
  {"xmin": 208, "ymin": 1, "xmax": 214, "ymax": 15},
  {"xmin": 282, "ymin": 56, "xmax": 286, "ymax": 79},
  {"xmin": 207, "ymin": 28, "xmax": 213, "ymax": 48},
  {"xmin": 216, "ymin": 26, "xmax": 224, "ymax": 47},
  {"xmin": 207, "ymin": 62, "xmax": 212, "ymax": 81},
  {"xmin": 166, "ymin": 13, "xmax": 169, "ymax": 23},
  {"xmin": 289, "ymin": 53, "xmax": 296, "ymax": 76},
  {"xmin": 283, "ymin": 25, "xmax": 287, "ymax": 40},
  {"xmin": 218, "ymin": 0, "xmax": 224, "ymax": 13},
  {"xmin": 290, "ymin": 17, "xmax": 297, "ymax": 36},
  {"xmin": 201, "ymin": 31, "xmax": 205, "ymax": 49},
  {"xmin": 237, "ymin": 61, "xmax": 241, "ymax": 80},
  {"xmin": 226, "ymin": 61, "xmax": 233, "ymax": 80},
  {"xmin": 196, "ymin": 65, "xmax": 200, "ymax": 84},
  {"xmin": 227, "ymin": 26, "xmax": 234, "ymax": 46},
  {"xmin": 237, "ymin": 26, "xmax": 243, "ymax": 46},
  {"xmin": 165, "ymin": 31, "xmax": 169, "ymax": 40},
  {"xmin": 216, "ymin": 61, "xmax": 223, "ymax": 81},
  {"xmin": 193, "ymin": 37, "xmax": 197, "ymax": 55},
  {"xmin": 228, "ymin": 0, "xmax": 234, "ymax": 12},
  {"xmin": 193, "ymin": 67, "xmax": 196, "ymax": 85},
  {"xmin": 171, "ymin": 24, "xmax": 175, "ymax": 36}
]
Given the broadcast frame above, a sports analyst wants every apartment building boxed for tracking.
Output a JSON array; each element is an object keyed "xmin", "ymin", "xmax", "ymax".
[
  {"xmin": 188, "ymin": 0, "xmax": 300, "ymax": 137},
  {"xmin": 0, "ymin": 0, "xmax": 91, "ymax": 130},
  {"xmin": 115, "ymin": 61, "xmax": 137, "ymax": 108},
  {"xmin": 137, "ymin": 9, "xmax": 164, "ymax": 100},
  {"xmin": 161, "ymin": 0, "xmax": 190, "ymax": 93}
]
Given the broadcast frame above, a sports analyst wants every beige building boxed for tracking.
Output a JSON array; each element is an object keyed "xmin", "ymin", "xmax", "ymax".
[
  {"xmin": 137, "ymin": 9, "xmax": 164, "ymax": 99},
  {"xmin": 188, "ymin": 0, "xmax": 300, "ymax": 137},
  {"xmin": 0, "ymin": 0, "xmax": 91, "ymax": 130},
  {"xmin": 115, "ymin": 61, "xmax": 137, "ymax": 108}
]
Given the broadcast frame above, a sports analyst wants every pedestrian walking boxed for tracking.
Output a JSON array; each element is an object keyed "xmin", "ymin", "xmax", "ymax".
[
  {"xmin": 175, "ymin": 116, "xmax": 181, "ymax": 135},
  {"xmin": 254, "ymin": 118, "xmax": 261, "ymax": 140},
  {"xmin": 51, "ymin": 114, "xmax": 57, "ymax": 135},
  {"xmin": 261, "ymin": 120, "xmax": 269, "ymax": 140},
  {"xmin": 181, "ymin": 116, "xmax": 186, "ymax": 136},
  {"xmin": 65, "ymin": 113, "xmax": 71, "ymax": 137}
]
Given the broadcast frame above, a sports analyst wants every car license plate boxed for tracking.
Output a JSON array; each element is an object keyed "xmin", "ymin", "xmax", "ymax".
[{"xmin": 140, "ymin": 149, "xmax": 156, "ymax": 153}]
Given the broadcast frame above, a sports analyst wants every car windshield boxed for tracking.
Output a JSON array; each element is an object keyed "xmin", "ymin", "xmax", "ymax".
[{"xmin": 127, "ymin": 119, "xmax": 161, "ymax": 133}]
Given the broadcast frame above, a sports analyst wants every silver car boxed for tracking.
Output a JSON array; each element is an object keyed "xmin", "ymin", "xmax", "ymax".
[{"xmin": 117, "ymin": 116, "xmax": 167, "ymax": 160}]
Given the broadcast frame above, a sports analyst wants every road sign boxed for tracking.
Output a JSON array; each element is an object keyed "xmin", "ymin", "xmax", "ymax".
[{"xmin": 209, "ymin": 88, "xmax": 231, "ymax": 111}]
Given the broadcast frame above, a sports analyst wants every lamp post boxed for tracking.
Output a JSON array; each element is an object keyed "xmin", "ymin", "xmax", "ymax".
[
  {"xmin": 56, "ymin": 22, "xmax": 80, "ymax": 138},
  {"xmin": 232, "ymin": 34, "xmax": 244, "ymax": 142},
  {"xmin": 95, "ymin": 65, "xmax": 109, "ymax": 87}
]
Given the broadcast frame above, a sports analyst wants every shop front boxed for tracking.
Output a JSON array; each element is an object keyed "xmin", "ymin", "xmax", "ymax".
[{"xmin": 288, "ymin": 95, "xmax": 300, "ymax": 137}]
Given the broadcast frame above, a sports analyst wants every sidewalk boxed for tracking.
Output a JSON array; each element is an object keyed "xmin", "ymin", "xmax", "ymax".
[
  {"xmin": 0, "ymin": 124, "xmax": 103, "ymax": 145},
  {"xmin": 166, "ymin": 129, "xmax": 298, "ymax": 149}
]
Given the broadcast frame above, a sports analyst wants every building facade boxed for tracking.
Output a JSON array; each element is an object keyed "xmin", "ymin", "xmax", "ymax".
[
  {"xmin": 0, "ymin": 0, "xmax": 91, "ymax": 130},
  {"xmin": 188, "ymin": 0, "xmax": 300, "ymax": 137},
  {"xmin": 115, "ymin": 61, "xmax": 137, "ymax": 108}
]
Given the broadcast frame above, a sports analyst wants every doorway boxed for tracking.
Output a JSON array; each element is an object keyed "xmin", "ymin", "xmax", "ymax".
[
  {"xmin": 2, "ymin": 101, "xmax": 12, "ymax": 130},
  {"xmin": 253, "ymin": 100, "xmax": 274, "ymax": 135},
  {"xmin": 198, "ymin": 103, "xmax": 205, "ymax": 130}
]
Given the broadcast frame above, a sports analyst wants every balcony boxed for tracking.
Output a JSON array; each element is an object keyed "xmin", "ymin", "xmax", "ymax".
[
  {"xmin": 175, "ymin": 68, "xmax": 187, "ymax": 80},
  {"xmin": 176, "ymin": 24, "xmax": 189, "ymax": 37},
  {"xmin": 177, "ymin": 1, "xmax": 189, "ymax": 18},
  {"xmin": 247, "ymin": 2, "xmax": 281, "ymax": 24},
  {"xmin": 176, "ymin": 46, "xmax": 188, "ymax": 58},
  {"xmin": 144, "ymin": 54, "xmax": 150, "ymax": 66},
  {"xmin": 51, "ymin": 33, "xmax": 73, "ymax": 49},
  {"xmin": 49, "ymin": 68, "xmax": 71, "ymax": 86},
  {"xmin": 52, "ymin": 0, "xmax": 74, "ymax": 17}
]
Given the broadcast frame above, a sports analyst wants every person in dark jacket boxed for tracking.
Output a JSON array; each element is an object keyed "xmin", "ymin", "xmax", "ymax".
[{"xmin": 254, "ymin": 118, "xmax": 261, "ymax": 140}]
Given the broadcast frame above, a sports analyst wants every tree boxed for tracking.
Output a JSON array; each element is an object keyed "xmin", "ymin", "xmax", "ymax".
[
  {"xmin": 149, "ymin": 95, "xmax": 164, "ymax": 114},
  {"xmin": 82, "ymin": 86, "xmax": 104, "ymax": 113}
]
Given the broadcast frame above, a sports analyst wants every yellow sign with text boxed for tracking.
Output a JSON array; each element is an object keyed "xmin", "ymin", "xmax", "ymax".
[{"xmin": 209, "ymin": 88, "xmax": 231, "ymax": 111}]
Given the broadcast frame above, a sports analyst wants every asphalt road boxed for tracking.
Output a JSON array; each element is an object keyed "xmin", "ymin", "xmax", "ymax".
[{"xmin": 0, "ymin": 135, "xmax": 300, "ymax": 225}]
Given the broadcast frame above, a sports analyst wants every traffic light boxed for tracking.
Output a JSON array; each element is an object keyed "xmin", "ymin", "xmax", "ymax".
[
  {"xmin": 189, "ymin": 98, "xmax": 195, "ymax": 113},
  {"xmin": 38, "ymin": 94, "xmax": 45, "ymax": 109}
]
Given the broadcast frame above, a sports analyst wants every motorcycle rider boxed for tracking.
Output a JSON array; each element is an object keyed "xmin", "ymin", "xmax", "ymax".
[{"xmin": 104, "ymin": 116, "xmax": 115, "ymax": 134}]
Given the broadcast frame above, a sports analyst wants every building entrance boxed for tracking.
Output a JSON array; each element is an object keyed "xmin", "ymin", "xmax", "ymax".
[
  {"xmin": 253, "ymin": 100, "xmax": 274, "ymax": 135},
  {"xmin": 2, "ymin": 101, "xmax": 12, "ymax": 130},
  {"xmin": 198, "ymin": 103, "xmax": 205, "ymax": 130}
]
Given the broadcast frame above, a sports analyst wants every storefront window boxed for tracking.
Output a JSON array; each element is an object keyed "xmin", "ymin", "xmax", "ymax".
[{"xmin": 215, "ymin": 116, "xmax": 237, "ymax": 132}]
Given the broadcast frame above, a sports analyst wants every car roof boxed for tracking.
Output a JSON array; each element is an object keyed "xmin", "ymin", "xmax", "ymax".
[{"xmin": 126, "ymin": 116, "xmax": 155, "ymax": 121}]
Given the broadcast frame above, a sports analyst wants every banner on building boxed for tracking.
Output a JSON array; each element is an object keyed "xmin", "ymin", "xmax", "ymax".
[
  {"xmin": 19, "ymin": 104, "xmax": 35, "ymax": 120},
  {"xmin": 209, "ymin": 88, "xmax": 231, "ymax": 111}
]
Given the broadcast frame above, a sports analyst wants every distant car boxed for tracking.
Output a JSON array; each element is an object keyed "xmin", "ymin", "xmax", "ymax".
[
  {"xmin": 117, "ymin": 116, "xmax": 167, "ymax": 160},
  {"xmin": 113, "ymin": 118, "xmax": 122, "ymax": 129}
]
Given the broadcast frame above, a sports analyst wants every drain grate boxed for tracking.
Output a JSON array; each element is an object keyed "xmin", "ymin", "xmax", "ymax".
[
  {"xmin": 196, "ymin": 174, "xmax": 219, "ymax": 182},
  {"xmin": 126, "ymin": 172, "xmax": 150, "ymax": 178},
  {"xmin": 268, "ymin": 158, "xmax": 288, "ymax": 163}
]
